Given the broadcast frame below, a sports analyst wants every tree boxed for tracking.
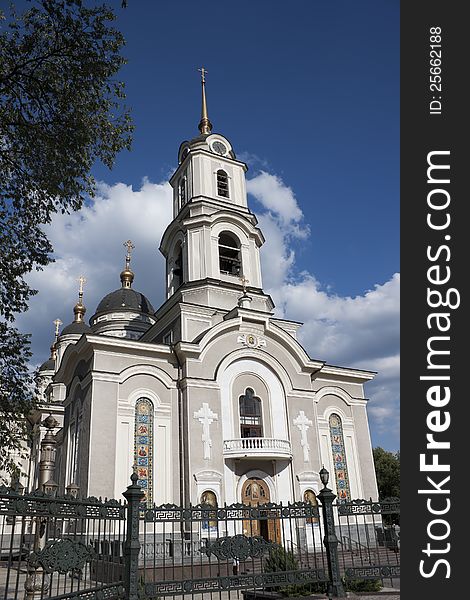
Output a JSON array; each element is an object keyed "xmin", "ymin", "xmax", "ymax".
[
  {"xmin": 373, "ymin": 447, "xmax": 400, "ymax": 499},
  {"xmin": 0, "ymin": 0, "xmax": 132, "ymax": 479}
]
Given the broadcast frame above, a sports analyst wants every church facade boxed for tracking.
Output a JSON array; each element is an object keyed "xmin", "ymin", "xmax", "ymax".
[{"xmin": 38, "ymin": 74, "xmax": 379, "ymax": 511}]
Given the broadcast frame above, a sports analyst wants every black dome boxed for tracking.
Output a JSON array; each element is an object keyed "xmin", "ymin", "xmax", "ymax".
[
  {"xmin": 38, "ymin": 358, "xmax": 55, "ymax": 372},
  {"xmin": 61, "ymin": 321, "xmax": 92, "ymax": 336},
  {"xmin": 95, "ymin": 287, "xmax": 154, "ymax": 316}
]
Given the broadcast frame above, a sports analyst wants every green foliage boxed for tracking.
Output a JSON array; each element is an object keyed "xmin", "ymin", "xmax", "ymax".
[
  {"xmin": 0, "ymin": 322, "xmax": 39, "ymax": 482},
  {"xmin": 0, "ymin": 0, "xmax": 132, "ymax": 476},
  {"xmin": 265, "ymin": 544, "xmax": 299, "ymax": 574},
  {"xmin": 373, "ymin": 446, "xmax": 400, "ymax": 499},
  {"xmin": 264, "ymin": 544, "xmax": 327, "ymax": 596},
  {"xmin": 343, "ymin": 577, "xmax": 382, "ymax": 592}
]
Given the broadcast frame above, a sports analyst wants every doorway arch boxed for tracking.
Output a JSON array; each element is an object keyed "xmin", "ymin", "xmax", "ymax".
[{"xmin": 241, "ymin": 477, "xmax": 280, "ymax": 542}]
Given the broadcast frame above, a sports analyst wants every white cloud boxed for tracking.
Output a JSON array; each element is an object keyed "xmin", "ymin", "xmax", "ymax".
[
  {"xmin": 18, "ymin": 169, "xmax": 399, "ymax": 449},
  {"xmin": 237, "ymin": 151, "xmax": 270, "ymax": 170},
  {"xmin": 247, "ymin": 171, "xmax": 309, "ymax": 238},
  {"xmin": 17, "ymin": 178, "xmax": 172, "ymax": 359},
  {"xmin": 247, "ymin": 171, "xmax": 400, "ymax": 448}
]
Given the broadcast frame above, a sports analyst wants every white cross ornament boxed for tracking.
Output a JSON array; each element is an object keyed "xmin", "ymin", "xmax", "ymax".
[{"xmin": 194, "ymin": 403, "xmax": 218, "ymax": 460}]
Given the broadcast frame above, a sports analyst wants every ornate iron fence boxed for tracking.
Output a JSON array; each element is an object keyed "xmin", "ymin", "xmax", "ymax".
[
  {"xmin": 1, "ymin": 476, "xmax": 400, "ymax": 600},
  {"xmin": 0, "ymin": 486, "xmax": 126, "ymax": 600},
  {"xmin": 139, "ymin": 500, "xmax": 329, "ymax": 599},
  {"xmin": 334, "ymin": 497, "xmax": 400, "ymax": 588}
]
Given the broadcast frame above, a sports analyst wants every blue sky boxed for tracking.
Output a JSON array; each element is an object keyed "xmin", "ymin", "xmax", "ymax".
[
  {"xmin": 19, "ymin": 0, "xmax": 400, "ymax": 450},
  {"xmin": 96, "ymin": 0, "xmax": 400, "ymax": 297}
]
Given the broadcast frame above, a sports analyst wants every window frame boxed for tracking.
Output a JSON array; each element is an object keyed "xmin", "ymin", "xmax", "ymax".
[
  {"xmin": 216, "ymin": 169, "xmax": 230, "ymax": 199},
  {"xmin": 218, "ymin": 231, "xmax": 242, "ymax": 277},
  {"xmin": 179, "ymin": 175, "xmax": 187, "ymax": 209},
  {"xmin": 239, "ymin": 388, "xmax": 263, "ymax": 439}
]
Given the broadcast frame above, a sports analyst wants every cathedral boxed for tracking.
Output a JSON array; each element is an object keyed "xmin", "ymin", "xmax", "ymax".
[{"xmin": 34, "ymin": 72, "xmax": 379, "ymax": 511}]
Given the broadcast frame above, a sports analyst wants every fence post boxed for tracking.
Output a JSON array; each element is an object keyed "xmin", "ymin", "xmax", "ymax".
[
  {"xmin": 123, "ymin": 473, "xmax": 145, "ymax": 600},
  {"xmin": 317, "ymin": 468, "xmax": 346, "ymax": 598}
]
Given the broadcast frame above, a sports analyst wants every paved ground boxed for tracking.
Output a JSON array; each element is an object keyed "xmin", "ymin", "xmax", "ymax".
[
  {"xmin": 348, "ymin": 592, "xmax": 400, "ymax": 600},
  {"xmin": 341, "ymin": 590, "xmax": 400, "ymax": 599}
]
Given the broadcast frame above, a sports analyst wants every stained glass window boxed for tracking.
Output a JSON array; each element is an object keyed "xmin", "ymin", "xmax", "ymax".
[
  {"xmin": 329, "ymin": 413, "xmax": 351, "ymax": 502},
  {"xmin": 134, "ymin": 398, "xmax": 153, "ymax": 505}
]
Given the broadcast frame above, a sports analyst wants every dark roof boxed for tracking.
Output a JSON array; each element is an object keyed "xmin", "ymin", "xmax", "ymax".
[
  {"xmin": 189, "ymin": 134, "xmax": 210, "ymax": 145},
  {"xmin": 61, "ymin": 321, "xmax": 92, "ymax": 336},
  {"xmin": 95, "ymin": 288, "xmax": 154, "ymax": 316},
  {"xmin": 38, "ymin": 358, "xmax": 55, "ymax": 372}
]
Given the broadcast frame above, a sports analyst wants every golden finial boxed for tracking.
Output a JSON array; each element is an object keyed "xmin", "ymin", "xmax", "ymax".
[
  {"xmin": 198, "ymin": 67, "xmax": 212, "ymax": 135},
  {"xmin": 73, "ymin": 275, "xmax": 87, "ymax": 323},
  {"xmin": 121, "ymin": 240, "xmax": 135, "ymax": 288}
]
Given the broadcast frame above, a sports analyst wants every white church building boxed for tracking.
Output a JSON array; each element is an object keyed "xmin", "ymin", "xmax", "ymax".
[{"xmin": 36, "ymin": 73, "xmax": 379, "ymax": 515}]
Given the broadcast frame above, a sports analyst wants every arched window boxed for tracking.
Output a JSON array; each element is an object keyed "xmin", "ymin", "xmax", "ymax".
[
  {"xmin": 179, "ymin": 176, "xmax": 187, "ymax": 208},
  {"xmin": 201, "ymin": 490, "xmax": 218, "ymax": 532},
  {"xmin": 329, "ymin": 413, "xmax": 351, "ymax": 502},
  {"xmin": 216, "ymin": 170, "xmax": 229, "ymax": 198},
  {"xmin": 239, "ymin": 388, "xmax": 263, "ymax": 438},
  {"xmin": 134, "ymin": 398, "xmax": 154, "ymax": 505},
  {"xmin": 304, "ymin": 489, "xmax": 319, "ymax": 524},
  {"xmin": 218, "ymin": 232, "xmax": 241, "ymax": 276},
  {"xmin": 68, "ymin": 408, "xmax": 82, "ymax": 487},
  {"xmin": 170, "ymin": 244, "xmax": 183, "ymax": 293}
]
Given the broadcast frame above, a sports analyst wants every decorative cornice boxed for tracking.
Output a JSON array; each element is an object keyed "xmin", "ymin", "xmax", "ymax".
[
  {"xmin": 318, "ymin": 365, "xmax": 376, "ymax": 382},
  {"xmin": 193, "ymin": 470, "xmax": 223, "ymax": 483}
]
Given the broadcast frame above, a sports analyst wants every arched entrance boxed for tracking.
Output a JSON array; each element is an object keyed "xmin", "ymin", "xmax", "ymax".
[{"xmin": 241, "ymin": 477, "xmax": 280, "ymax": 542}]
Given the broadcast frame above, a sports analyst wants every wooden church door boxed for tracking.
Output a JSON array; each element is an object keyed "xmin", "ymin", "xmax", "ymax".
[{"xmin": 241, "ymin": 478, "xmax": 281, "ymax": 542}]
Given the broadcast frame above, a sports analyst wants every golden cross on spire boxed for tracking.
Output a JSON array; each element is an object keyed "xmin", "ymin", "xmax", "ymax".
[
  {"xmin": 197, "ymin": 67, "xmax": 212, "ymax": 135},
  {"xmin": 198, "ymin": 66, "xmax": 208, "ymax": 83},
  {"xmin": 240, "ymin": 276, "xmax": 249, "ymax": 294},
  {"xmin": 78, "ymin": 275, "xmax": 87, "ymax": 295},
  {"xmin": 123, "ymin": 240, "xmax": 135, "ymax": 267},
  {"xmin": 124, "ymin": 239, "xmax": 135, "ymax": 254},
  {"xmin": 53, "ymin": 318, "xmax": 63, "ymax": 338}
]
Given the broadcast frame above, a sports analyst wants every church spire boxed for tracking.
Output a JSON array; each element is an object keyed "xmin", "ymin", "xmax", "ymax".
[
  {"xmin": 72, "ymin": 275, "xmax": 87, "ymax": 323},
  {"xmin": 120, "ymin": 240, "xmax": 135, "ymax": 288},
  {"xmin": 198, "ymin": 67, "xmax": 212, "ymax": 135}
]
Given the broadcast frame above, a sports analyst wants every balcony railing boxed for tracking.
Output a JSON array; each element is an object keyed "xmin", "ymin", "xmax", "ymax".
[{"xmin": 223, "ymin": 437, "xmax": 292, "ymax": 460}]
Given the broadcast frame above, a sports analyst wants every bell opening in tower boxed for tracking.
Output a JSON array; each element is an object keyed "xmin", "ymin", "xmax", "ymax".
[{"xmin": 218, "ymin": 232, "xmax": 241, "ymax": 276}]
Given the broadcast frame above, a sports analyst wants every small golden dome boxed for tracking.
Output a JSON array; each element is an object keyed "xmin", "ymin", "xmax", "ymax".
[
  {"xmin": 73, "ymin": 301, "xmax": 86, "ymax": 322},
  {"xmin": 120, "ymin": 267, "xmax": 135, "ymax": 288}
]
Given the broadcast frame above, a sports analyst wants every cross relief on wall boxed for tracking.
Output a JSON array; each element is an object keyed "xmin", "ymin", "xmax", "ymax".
[
  {"xmin": 194, "ymin": 403, "xmax": 218, "ymax": 460},
  {"xmin": 294, "ymin": 410, "xmax": 313, "ymax": 463}
]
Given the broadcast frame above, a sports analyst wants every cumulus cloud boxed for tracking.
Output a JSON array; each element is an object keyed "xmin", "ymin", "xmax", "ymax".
[
  {"xmin": 247, "ymin": 171, "xmax": 400, "ymax": 449},
  {"xmin": 17, "ymin": 168, "xmax": 399, "ymax": 449},
  {"xmin": 247, "ymin": 171, "xmax": 310, "ymax": 290},
  {"xmin": 17, "ymin": 178, "xmax": 172, "ymax": 361},
  {"xmin": 247, "ymin": 171, "xmax": 309, "ymax": 238}
]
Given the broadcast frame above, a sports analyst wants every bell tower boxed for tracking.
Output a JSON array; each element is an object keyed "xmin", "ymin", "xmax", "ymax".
[{"xmin": 159, "ymin": 69, "xmax": 272, "ymax": 317}]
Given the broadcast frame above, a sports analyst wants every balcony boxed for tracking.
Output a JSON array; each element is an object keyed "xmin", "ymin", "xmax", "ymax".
[{"xmin": 223, "ymin": 437, "xmax": 292, "ymax": 460}]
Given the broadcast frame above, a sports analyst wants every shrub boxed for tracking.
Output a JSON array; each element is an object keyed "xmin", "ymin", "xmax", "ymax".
[
  {"xmin": 264, "ymin": 544, "xmax": 327, "ymax": 596},
  {"xmin": 343, "ymin": 577, "xmax": 382, "ymax": 592}
]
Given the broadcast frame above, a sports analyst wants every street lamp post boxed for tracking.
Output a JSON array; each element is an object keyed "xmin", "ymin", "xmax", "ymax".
[
  {"xmin": 25, "ymin": 415, "xmax": 59, "ymax": 600},
  {"xmin": 317, "ymin": 467, "xmax": 346, "ymax": 598}
]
